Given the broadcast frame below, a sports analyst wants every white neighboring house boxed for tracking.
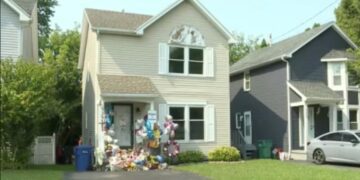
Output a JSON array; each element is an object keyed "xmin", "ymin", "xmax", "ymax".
[
  {"xmin": 78, "ymin": 0, "xmax": 235, "ymax": 153},
  {"xmin": 1, "ymin": 0, "xmax": 38, "ymax": 61}
]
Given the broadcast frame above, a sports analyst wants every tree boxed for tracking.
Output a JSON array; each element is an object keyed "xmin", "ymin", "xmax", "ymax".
[
  {"xmin": 305, "ymin": 23, "xmax": 321, "ymax": 32},
  {"xmin": 38, "ymin": 0, "xmax": 58, "ymax": 57},
  {"xmin": 1, "ymin": 60, "xmax": 58, "ymax": 169},
  {"xmin": 335, "ymin": 0, "xmax": 360, "ymax": 84},
  {"xmin": 42, "ymin": 28, "xmax": 81, "ymax": 147},
  {"xmin": 230, "ymin": 33, "xmax": 268, "ymax": 64}
]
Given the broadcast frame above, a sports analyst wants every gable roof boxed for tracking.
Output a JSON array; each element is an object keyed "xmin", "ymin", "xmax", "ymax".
[
  {"xmin": 230, "ymin": 22, "xmax": 358, "ymax": 76},
  {"xmin": 13, "ymin": 0, "xmax": 37, "ymax": 15},
  {"xmin": 79, "ymin": 0, "xmax": 235, "ymax": 69},
  {"xmin": 85, "ymin": 8, "xmax": 152, "ymax": 32},
  {"xmin": 289, "ymin": 81, "xmax": 342, "ymax": 102},
  {"xmin": 321, "ymin": 49, "xmax": 355, "ymax": 60},
  {"xmin": 3, "ymin": 0, "xmax": 36, "ymax": 21}
]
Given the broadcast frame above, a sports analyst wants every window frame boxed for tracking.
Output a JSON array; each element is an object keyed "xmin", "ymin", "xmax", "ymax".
[
  {"xmin": 168, "ymin": 104, "xmax": 206, "ymax": 142},
  {"xmin": 168, "ymin": 45, "xmax": 204, "ymax": 76},
  {"xmin": 243, "ymin": 71, "xmax": 251, "ymax": 92},
  {"xmin": 349, "ymin": 109, "xmax": 358, "ymax": 130},
  {"xmin": 168, "ymin": 46, "xmax": 185, "ymax": 74},
  {"xmin": 327, "ymin": 62, "xmax": 345, "ymax": 90}
]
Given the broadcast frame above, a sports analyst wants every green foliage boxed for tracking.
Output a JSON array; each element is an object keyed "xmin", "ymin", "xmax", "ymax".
[
  {"xmin": 41, "ymin": 28, "xmax": 82, "ymax": 145},
  {"xmin": 177, "ymin": 151, "xmax": 206, "ymax": 164},
  {"xmin": 305, "ymin": 23, "xmax": 321, "ymax": 32},
  {"xmin": 38, "ymin": 0, "xmax": 58, "ymax": 57},
  {"xmin": 208, "ymin": 147, "xmax": 240, "ymax": 161},
  {"xmin": 230, "ymin": 33, "xmax": 268, "ymax": 64},
  {"xmin": 0, "ymin": 60, "xmax": 57, "ymax": 169},
  {"xmin": 335, "ymin": 0, "xmax": 360, "ymax": 46},
  {"xmin": 336, "ymin": 0, "xmax": 360, "ymax": 84}
]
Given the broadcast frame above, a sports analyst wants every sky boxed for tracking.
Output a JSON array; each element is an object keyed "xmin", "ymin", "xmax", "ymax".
[{"xmin": 51, "ymin": 0, "xmax": 341, "ymax": 42}]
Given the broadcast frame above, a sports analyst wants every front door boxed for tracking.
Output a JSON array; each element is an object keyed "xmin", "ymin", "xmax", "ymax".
[
  {"xmin": 308, "ymin": 107, "xmax": 315, "ymax": 140},
  {"xmin": 113, "ymin": 105, "xmax": 133, "ymax": 147},
  {"xmin": 244, "ymin": 111, "xmax": 252, "ymax": 144}
]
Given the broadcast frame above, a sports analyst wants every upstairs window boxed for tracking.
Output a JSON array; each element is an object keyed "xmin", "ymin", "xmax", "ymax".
[
  {"xmin": 168, "ymin": 46, "xmax": 204, "ymax": 75},
  {"xmin": 332, "ymin": 63, "xmax": 342, "ymax": 86},
  {"xmin": 244, "ymin": 72, "xmax": 251, "ymax": 91}
]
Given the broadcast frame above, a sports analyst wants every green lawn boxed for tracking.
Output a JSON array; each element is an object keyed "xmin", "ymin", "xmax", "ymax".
[
  {"xmin": 1, "ymin": 165, "xmax": 74, "ymax": 180},
  {"xmin": 175, "ymin": 160, "xmax": 360, "ymax": 180}
]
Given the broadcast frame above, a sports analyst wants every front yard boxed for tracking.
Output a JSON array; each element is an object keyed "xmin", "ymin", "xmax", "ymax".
[
  {"xmin": 1, "ymin": 160, "xmax": 359, "ymax": 180},
  {"xmin": 175, "ymin": 160, "xmax": 360, "ymax": 180}
]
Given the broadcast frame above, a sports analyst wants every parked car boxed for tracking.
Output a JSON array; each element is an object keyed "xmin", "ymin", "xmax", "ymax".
[{"xmin": 307, "ymin": 130, "xmax": 360, "ymax": 165}]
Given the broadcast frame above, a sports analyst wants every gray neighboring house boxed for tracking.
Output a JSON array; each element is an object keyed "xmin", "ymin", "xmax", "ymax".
[
  {"xmin": 1, "ymin": 0, "xmax": 38, "ymax": 61},
  {"xmin": 230, "ymin": 22, "xmax": 360, "ymax": 160}
]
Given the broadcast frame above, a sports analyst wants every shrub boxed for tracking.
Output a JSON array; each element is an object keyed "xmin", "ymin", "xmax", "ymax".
[
  {"xmin": 208, "ymin": 146, "xmax": 240, "ymax": 161},
  {"xmin": 177, "ymin": 151, "xmax": 206, "ymax": 164}
]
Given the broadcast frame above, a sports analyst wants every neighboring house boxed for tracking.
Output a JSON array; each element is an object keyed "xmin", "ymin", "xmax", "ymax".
[
  {"xmin": 230, "ymin": 22, "xmax": 359, "ymax": 159},
  {"xmin": 1, "ymin": 0, "xmax": 38, "ymax": 61},
  {"xmin": 78, "ymin": 0, "xmax": 235, "ymax": 153}
]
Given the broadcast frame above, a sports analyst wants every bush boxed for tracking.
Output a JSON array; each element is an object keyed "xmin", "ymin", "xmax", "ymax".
[
  {"xmin": 208, "ymin": 147, "xmax": 240, "ymax": 161},
  {"xmin": 177, "ymin": 151, "xmax": 206, "ymax": 164}
]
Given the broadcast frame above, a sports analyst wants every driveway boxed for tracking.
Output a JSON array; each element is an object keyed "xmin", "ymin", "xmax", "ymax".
[{"xmin": 64, "ymin": 169, "xmax": 208, "ymax": 180}]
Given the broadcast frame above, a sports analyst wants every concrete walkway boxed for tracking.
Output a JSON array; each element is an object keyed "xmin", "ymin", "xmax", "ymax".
[{"xmin": 65, "ymin": 169, "xmax": 208, "ymax": 180}]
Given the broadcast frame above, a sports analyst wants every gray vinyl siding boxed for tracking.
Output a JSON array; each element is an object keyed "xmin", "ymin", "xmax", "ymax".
[
  {"xmin": 289, "ymin": 28, "xmax": 352, "ymax": 82},
  {"xmin": 290, "ymin": 89, "xmax": 302, "ymax": 103},
  {"xmin": 230, "ymin": 61, "xmax": 289, "ymax": 150},
  {"xmin": 348, "ymin": 91, "xmax": 358, "ymax": 105},
  {"xmin": 1, "ymin": 1, "xmax": 21, "ymax": 60}
]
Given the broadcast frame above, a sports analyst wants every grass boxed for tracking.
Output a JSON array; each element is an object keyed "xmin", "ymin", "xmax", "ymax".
[
  {"xmin": 1, "ymin": 165, "xmax": 74, "ymax": 180},
  {"xmin": 175, "ymin": 160, "xmax": 360, "ymax": 180}
]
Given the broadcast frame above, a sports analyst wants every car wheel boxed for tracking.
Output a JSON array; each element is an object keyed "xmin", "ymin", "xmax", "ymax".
[{"xmin": 313, "ymin": 149, "xmax": 326, "ymax": 164}]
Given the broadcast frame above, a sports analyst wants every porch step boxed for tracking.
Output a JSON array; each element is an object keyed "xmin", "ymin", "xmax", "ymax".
[
  {"xmin": 238, "ymin": 144, "xmax": 257, "ymax": 159},
  {"xmin": 290, "ymin": 150, "xmax": 307, "ymax": 161}
]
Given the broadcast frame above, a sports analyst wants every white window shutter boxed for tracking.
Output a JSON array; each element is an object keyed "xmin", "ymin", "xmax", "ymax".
[
  {"xmin": 205, "ymin": 104, "xmax": 215, "ymax": 142},
  {"xmin": 158, "ymin": 43, "xmax": 169, "ymax": 74},
  {"xmin": 204, "ymin": 47, "xmax": 214, "ymax": 77},
  {"xmin": 158, "ymin": 104, "xmax": 167, "ymax": 128}
]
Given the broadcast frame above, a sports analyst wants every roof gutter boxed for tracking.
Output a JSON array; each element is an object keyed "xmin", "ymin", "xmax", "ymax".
[{"xmin": 93, "ymin": 27, "xmax": 142, "ymax": 36}]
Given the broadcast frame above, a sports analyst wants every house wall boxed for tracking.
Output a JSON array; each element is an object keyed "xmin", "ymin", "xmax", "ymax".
[
  {"xmin": 21, "ymin": 4, "xmax": 38, "ymax": 61},
  {"xmin": 230, "ymin": 61, "xmax": 289, "ymax": 150},
  {"xmin": 289, "ymin": 28, "xmax": 352, "ymax": 82},
  {"xmin": 97, "ymin": 1, "xmax": 230, "ymax": 153},
  {"xmin": 82, "ymin": 25, "xmax": 99, "ymax": 146},
  {"xmin": 290, "ymin": 89, "xmax": 302, "ymax": 103},
  {"xmin": 1, "ymin": 1, "xmax": 21, "ymax": 60}
]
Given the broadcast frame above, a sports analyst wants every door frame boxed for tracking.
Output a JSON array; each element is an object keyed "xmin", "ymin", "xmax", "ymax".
[
  {"xmin": 308, "ymin": 107, "xmax": 315, "ymax": 140},
  {"xmin": 112, "ymin": 103, "xmax": 134, "ymax": 148},
  {"xmin": 243, "ymin": 111, "xmax": 252, "ymax": 144}
]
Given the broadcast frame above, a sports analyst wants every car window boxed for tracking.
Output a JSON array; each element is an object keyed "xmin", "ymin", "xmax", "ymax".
[
  {"xmin": 342, "ymin": 133, "xmax": 358, "ymax": 142},
  {"xmin": 356, "ymin": 133, "xmax": 360, "ymax": 138},
  {"xmin": 319, "ymin": 133, "xmax": 341, "ymax": 141}
]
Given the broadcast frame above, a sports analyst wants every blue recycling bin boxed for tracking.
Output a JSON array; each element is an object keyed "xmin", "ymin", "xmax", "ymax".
[{"xmin": 74, "ymin": 145, "xmax": 93, "ymax": 171}]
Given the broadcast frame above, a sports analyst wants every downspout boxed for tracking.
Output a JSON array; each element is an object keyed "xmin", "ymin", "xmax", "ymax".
[{"xmin": 280, "ymin": 55, "xmax": 292, "ymax": 158}]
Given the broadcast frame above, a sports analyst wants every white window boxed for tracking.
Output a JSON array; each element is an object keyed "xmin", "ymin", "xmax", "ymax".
[
  {"xmin": 244, "ymin": 72, "xmax": 251, "ymax": 91},
  {"xmin": 349, "ymin": 110, "xmax": 358, "ymax": 130},
  {"xmin": 328, "ymin": 62, "xmax": 344, "ymax": 89},
  {"xmin": 169, "ymin": 46, "xmax": 204, "ymax": 75},
  {"xmin": 164, "ymin": 103, "xmax": 215, "ymax": 142},
  {"xmin": 235, "ymin": 112, "xmax": 242, "ymax": 129},
  {"xmin": 159, "ymin": 43, "xmax": 214, "ymax": 77}
]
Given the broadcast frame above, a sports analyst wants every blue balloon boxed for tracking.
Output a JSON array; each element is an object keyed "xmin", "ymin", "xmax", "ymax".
[{"xmin": 105, "ymin": 114, "xmax": 112, "ymax": 129}]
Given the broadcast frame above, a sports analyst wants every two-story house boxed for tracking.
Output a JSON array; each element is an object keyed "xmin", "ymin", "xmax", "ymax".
[
  {"xmin": 230, "ymin": 22, "xmax": 359, "ymax": 159},
  {"xmin": 78, "ymin": 0, "xmax": 235, "ymax": 153},
  {"xmin": 1, "ymin": 0, "xmax": 38, "ymax": 61}
]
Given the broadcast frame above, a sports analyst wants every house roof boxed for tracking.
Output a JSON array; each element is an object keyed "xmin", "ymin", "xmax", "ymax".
[
  {"xmin": 85, "ymin": 8, "xmax": 152, "ymax": 32},
  {"xmin": 289, "ymin": 81, "xmax": 342, "ymax": 102},
  {"xmin": 321, "ymin": 49, "xmax": 355, "ymax": 60},
  {"xmin": 98, "ymin": 75, "xmax": 158, "ymax": 96},
  {"xmin": 230, "ymin": 22, "xmax": 358, "ymax": 76},
  {"xmin": 12, "ymin": 0, "xmax": 37, "ymax": 15}
]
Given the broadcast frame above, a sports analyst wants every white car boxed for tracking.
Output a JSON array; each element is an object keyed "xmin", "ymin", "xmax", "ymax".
[{"xmin": 307, "ymin": 130, "xmax": 360, "ymax": 165}]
